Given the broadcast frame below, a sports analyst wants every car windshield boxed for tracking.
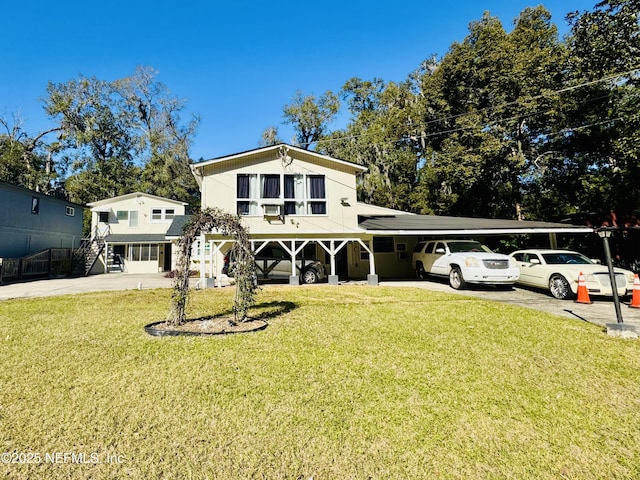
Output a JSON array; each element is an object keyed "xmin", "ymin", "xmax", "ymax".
[
  {"xmin": 541, "ymin": 253, "xmax": 594, "ymax": 265},
  {"xmin": 448, "ymin": 241, "xmax": 491, "ymax": 253}
]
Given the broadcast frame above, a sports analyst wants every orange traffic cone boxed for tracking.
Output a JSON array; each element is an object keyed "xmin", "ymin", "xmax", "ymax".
[
  {"xmin": 575, "ymin": 272, "xmax": 592, "ymax": 304},
  {"xmin": 629, "ymin": 274, "xmax": 640, "ymax": 308}
]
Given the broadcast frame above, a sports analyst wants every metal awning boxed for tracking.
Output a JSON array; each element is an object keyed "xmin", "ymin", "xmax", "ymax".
[{"xmin": 358, "ymin": 215, "xmax": 594, "ymax": 235}]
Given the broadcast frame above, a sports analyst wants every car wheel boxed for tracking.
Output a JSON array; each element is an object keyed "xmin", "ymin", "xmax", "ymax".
[
  {"xmin": 449, "ymin": 266, "xmax": 467, "ymax": 290},
  {"xmin": 549, "ymin": 274, "xmax": 573, "ymax": 300},
  {"xmin": 416, "ymin": 263, "xmax": 427, "ymax": 280},
  {"xmin": 300, "ymin": 268, "xmax": 319, "ymax": 284}
]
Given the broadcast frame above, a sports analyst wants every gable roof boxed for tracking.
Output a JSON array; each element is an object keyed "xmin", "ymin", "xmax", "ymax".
[
  {"xmin": 0, "ymin": 181, "xmax": 85, "ymax": 209},
  {"xmin": 358, "ymin": 214, "xmax": 595, "ymax": 235},
  {"xmin": 190, "ymin": 143, "xmax": 368, "ymax": 176},
  {"xmin": 87, "ymin": 192, "xmax": 188, "ymax": 208}
]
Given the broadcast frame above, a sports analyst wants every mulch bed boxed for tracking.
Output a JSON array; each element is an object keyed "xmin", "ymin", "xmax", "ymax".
[{"xmin": 145, "ymin": 316, "xmax": 268, "ymax": 336}]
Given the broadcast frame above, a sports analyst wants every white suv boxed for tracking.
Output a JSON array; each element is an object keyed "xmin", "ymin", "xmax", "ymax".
[{"xmin": 412, "ymin": 240, "xmax": 520, "ymax": 289}]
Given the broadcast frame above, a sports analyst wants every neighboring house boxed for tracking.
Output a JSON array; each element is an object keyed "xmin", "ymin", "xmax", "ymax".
[
  {"xmin": 0, "ymin": 181, "xmax": 84, "ymax": 258},
  {"xmin": 185, "ymin": 144, "xmax": 594, "ymax": 285},
  {"xmin": 87, "ymin": 192, "xmax": 188, "ymax": 274}
]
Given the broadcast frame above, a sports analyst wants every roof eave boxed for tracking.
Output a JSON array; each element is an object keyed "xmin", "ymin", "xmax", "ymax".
[
  {"xmin": 191, "ymin": 143, "xmax": 368, "ymax": 174},
  {"xmin": 361, "ymin": 227, "xmax": 596, "ymax": 235}
]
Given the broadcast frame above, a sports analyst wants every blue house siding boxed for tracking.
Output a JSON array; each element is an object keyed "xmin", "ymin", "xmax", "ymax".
[{"xmin": 0, "ymin": 182, "xmax": 84, "ymax": 258}]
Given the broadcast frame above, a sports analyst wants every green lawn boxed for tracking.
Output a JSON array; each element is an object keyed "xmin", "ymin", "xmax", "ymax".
[{"xmin": 1, "ymin": 285, "xmax": 639, "ymax": 479}]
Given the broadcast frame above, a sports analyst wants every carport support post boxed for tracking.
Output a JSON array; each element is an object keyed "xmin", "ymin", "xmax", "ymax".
[
  {"xmin": 328, "ymin": 240, "xmax": 339, "ymax": 285},
  {"xmin": 357, "ymin": 238, "xmax": 378, "ymax": 286},
  {"xmin": 289, "ymin": 240, "xmax": 299, "ymax": 285},
  {"xmin": 597, "ymin": 229, "xmax": 623, "ymax": 324}
]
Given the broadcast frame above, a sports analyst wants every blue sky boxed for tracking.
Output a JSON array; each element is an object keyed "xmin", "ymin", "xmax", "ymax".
[{"xmin": 1, "ymin": 0, "xmax": 593, "ymax": 161}]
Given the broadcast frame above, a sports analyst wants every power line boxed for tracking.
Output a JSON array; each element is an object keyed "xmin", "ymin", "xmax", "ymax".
[{"xmin": 311, "ymin": 67, "xmax": 640, "ymax": 152}]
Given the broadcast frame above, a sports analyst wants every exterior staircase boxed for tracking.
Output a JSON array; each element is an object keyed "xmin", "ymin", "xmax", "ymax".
[{"xmin": 72, "ymin": 236, "xmax": 105, "ymax": 276}]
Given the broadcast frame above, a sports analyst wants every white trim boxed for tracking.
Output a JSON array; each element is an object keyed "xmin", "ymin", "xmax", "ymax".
[
  {"xmin": 87, "ymin": 192, "xmax": 188, "ymax": 208},
  {"xmin": 192, "ymin": 144, "xmax": 368, "ymax": 173}
]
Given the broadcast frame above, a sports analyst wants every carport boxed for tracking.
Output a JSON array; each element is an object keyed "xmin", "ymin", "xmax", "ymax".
[
  {"xmin": 357, "ymin": 214, "xmax": 594, "ymax": 281},
  {"xmin": 358, "ymin": 214, "xmax": 595, "ymax": 243},
  {"xmin": 359, "ymin": 214, "xmax": 638, "ymax": 332}
]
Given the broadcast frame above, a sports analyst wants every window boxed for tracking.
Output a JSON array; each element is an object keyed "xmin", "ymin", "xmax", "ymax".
[
  {"xmin": 396, "ymin": 243, "xmax": 408, "ymax": 261},
  {"xmin": 129, "ymin": 210, "xmax": 139, "ymax": 228},
  {"xmin": 65, "ymin": 206, "xmax": 75, "ymax": 217},
  {"xmin": 128, "ymin": 244, "xmax": 159, "ymax": 261},
  {"xmin": 194, "ymin": 240, "xmax": 211, "ymax": 257},
  {"xmin": 237, "ymin": 173, "xmax": 326, "ymax": 216},
  {"xmin": 116, "ymin": 210, "xmax": 129, "ymax": 221},
  {"xmin": 98, "ymin": 211, "xmax": 109, "ymax": 223},
  {"xmin": 360, "ymin": 242, "xmax": 370, "ymax": 261},
  {"xmin": 31, "ymin": 197, "xmax": 40, "ymax": 215},
  {"xmin": 308, "ymin": 175, "xmax": 326, "ymax": 214},
  {"xmin": 150, "ymin": 208, "xmax": 175, "ymax": 222},
  {"xmin": 237, "ymin": 174, "xmax": 259, "ymax": 215},
  {"xmin": 261, "ymin": 174, "xmax": 280, "ymax": 198},
  {"xmin": 413, "ymin": 242, "xmax": 427, "ymax": 253},
  {"xmin": 373, "ymin": 237, "xmax": 395, "ymax": 253},
  {"xmin": 284, "ymin": 174, "xmax": 304, "ymax": 215},
  {"xmin": 131, "ymin": 244, "xmax": 141, "ymax": 261}
]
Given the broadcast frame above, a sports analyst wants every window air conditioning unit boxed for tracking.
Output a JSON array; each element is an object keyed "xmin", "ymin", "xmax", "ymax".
[
  {"xmin": 262, "ymin": 204, "xmax": 284, "ymax": 223},
  {"xmin": 263, "ymin": 204, "xmax": 282, "ymax": 216}
]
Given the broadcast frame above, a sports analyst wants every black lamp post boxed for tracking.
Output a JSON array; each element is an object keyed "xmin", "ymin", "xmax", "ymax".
[{"xmin": 596, "ymin": 228, "xmax": 624, "ymax": 324}]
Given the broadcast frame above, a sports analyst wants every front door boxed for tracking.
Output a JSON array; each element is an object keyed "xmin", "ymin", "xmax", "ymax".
[
  {"xmin": 113, "ymin": 245, "xmax": 126, "ymax": 271},
  {"xmin": 163, "ymin": 244, "xmax": 172, "ymax": 272}
]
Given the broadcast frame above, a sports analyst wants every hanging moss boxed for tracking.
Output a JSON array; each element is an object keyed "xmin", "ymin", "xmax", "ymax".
[{"xmin": 167, "ymin": 207, "xmax": 257, "ymax": 326}]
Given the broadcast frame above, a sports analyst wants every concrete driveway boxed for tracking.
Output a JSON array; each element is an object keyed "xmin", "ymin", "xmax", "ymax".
[
  {"xmin": 0, "ymin": 274, "xmax": 176, "ymax": 300},
  {"xmin": 380, "ymin": 279, "xmax": 640, "ymax": 331},
  {"xmin": 1, "ymin": 273, "xmax": 638, "ymax": 333}
]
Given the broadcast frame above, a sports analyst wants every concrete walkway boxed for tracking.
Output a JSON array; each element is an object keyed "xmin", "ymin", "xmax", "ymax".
[{"xmin": 1, "ymin": 274, "xmax": 638, "ymax": 336}]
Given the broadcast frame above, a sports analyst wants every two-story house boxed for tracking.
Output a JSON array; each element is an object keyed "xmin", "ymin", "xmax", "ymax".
[
  {"xmin": 187, "ymin": 144, "xmax": 416, "ymax": 285},
  {"xmin": 87, "ymin": 192, "xmax": 188, "ymax": 274},
  {"xmin": 185, "ymin": 144, "xmax": 594, "ymax": 286},
  {"xmin": 0, "ymin": 181, "xmax": 84, "ymax": 258}
]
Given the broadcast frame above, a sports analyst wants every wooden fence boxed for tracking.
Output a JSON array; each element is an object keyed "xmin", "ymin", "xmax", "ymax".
[{"xmin": 0, "ymin": 248, "xmax": 73, "ymax": 283}]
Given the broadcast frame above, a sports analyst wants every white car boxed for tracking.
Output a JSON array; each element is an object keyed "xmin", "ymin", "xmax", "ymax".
[
  {"xmin": 510, "ymin": 249, "xmax": 635, "ymax": 300},
  {"xmin": 412, "ymin": 240, "xmax": 520, "ymax": 290}
]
